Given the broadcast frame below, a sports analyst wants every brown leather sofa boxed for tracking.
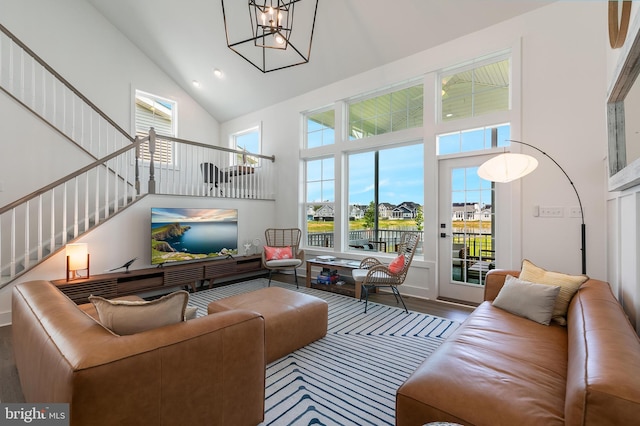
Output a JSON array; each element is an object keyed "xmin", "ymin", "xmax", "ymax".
[
  {"xmin": 396, "ymin": 270, "xmax": 640, "ymax": 426},
  {"xmin": 12, "ymin": 280, "xmax": 266, "ymax": 426}
]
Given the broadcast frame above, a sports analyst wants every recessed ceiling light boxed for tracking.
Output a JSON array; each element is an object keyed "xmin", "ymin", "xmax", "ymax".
[
  {"xmin": 213, "ymin": 68, "xmax": 223, "ymax": 78},
  {"xmin": 192, "ymin": 80, "xmax": 201, "ymax": 88}
]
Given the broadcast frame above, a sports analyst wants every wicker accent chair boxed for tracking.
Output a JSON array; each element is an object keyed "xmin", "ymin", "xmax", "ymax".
[
  {"xmin": 352, "ymin": 232, "xmax": 421, "ymax": 313},
  {"xmin": 262, "ymin": 228, "xmax": 305, "ymax": 288}
]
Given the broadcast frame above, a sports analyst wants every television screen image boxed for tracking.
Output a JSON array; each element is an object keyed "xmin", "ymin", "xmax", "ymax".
[{"xmin": 151, "ymin": 207, "xmax": 238, "ymax": 265}]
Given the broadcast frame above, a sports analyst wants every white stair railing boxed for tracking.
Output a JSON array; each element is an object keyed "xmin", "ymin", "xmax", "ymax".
[
  {"xmin": 0, "ymin": 22, "xmax": 134, "ymax": 158},
  {"xmin": 145, "ymin": 129, "xmax": 276, "ymax": 200},
  {"xmin": 0, "ymin": 133, "xmax": 276, "ymax": 286}
]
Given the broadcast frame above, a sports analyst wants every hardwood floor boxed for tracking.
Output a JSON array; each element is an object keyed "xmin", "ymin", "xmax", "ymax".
[{"xmin": 0, "ymin": 273, "xmax": 474, "ymax": 403}]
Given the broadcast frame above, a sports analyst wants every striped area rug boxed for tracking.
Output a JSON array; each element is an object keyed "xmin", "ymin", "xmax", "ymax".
[{"xmin": 189, "ymin": 279, "xmax": 460, "ymax": 426}]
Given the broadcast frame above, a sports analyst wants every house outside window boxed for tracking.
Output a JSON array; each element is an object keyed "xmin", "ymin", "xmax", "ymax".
[
  {"xmin": 134, "ymin": 90, "xmax": 177, "ymax": 164},
  {"xmin": 305, "ymin": 157, "xmax": 335, "ymax": 247},
  {"xmin": 347, "ymin": 144, "xmax": 424, "ymax": 253}
]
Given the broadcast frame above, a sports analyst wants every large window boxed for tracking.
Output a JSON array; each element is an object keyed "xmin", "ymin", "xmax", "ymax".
[
  {"xmin": 347, "ymin": 144, "xmax": 424, "ymax": 252},
  {"xmin": 135, "ymin": 90, "xmax": 177, "ymax": 164},
  {"xmin": 348, "ymin": 83, "xmax": 423, "ymax": 139},
  {"xmin": 440, "ymin": 57, "xmax": 510, "ymax": 122},
  {"xmin": 305, "ymin": 157, "xmax": 335, "ymax": 247},
  {"xmin": 300, "ymin": 50, "xmax": 514, "ymax": 257}
]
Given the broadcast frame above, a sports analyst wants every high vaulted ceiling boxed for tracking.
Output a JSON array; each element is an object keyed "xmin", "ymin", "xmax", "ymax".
[{"xmin": 86, "ymin": 0, "xmax": 554, "ymax": 123}]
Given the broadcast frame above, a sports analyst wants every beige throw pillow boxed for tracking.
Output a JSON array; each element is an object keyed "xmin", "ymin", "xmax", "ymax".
[
  {"xmin": 492, "ymin": 275, "xmax": 560, "ymax": 325},
  {"xmin": 89, "ymin": 291, "xmax": 189, "ymax": 335},
  {"xmin": 519, "ymin": 259, "xmax": 588, "ymax": 325}
]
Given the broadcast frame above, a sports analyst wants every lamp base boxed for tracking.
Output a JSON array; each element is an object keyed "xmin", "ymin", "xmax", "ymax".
[{"xmin": 66, "ymin": 254, "xmax": 90, "ymax": 282}]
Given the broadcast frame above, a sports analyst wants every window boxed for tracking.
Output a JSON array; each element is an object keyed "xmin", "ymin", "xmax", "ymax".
[
  {"xmin": 135, "ymin": 90, "xmax": 177, "ymax": 164},
  {"xmin": 305, "ymin": 109, "xmax": 335, "ymax": 148},
  {"xmin": 437, "ymin": 123, "xmax": 510, "ymax": 155},
  {"xmin": 232, "ymin": 126, "xmax": 261, "ymax": 166},
  {"xmin": 347, "ymin": 143, "xmax": 424, "ymax": 252},
  {"xmin": 348, "ymin": 83, "xmax": 423, "ymax": 140},
  {"xmin": 440, "ymin": 57, "xmax": 510, "ymax": 122},
  {"xmin": 305, "ymin": 157, "xmax": 335, "ymax": 248}
]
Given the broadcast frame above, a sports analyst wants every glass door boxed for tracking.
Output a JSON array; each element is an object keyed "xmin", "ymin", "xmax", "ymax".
[{"xmin": 438, "ymin": 155, "xmax": 495, "ymax": 304}]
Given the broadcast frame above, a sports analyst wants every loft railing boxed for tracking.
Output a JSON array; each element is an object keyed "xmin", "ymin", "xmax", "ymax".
[
  {"xmin": 0, "ymin": 22, "xmax": 134, "ymax": 158},
  {"xmin": 143, "ymin": 129, "xmax": 275, "ymax": 199},
  {"xmin": 0, "ymin": 132, "xmax": 275, "ymax": 286}
]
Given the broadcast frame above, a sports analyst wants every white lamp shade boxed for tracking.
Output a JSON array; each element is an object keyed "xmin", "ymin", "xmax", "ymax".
[
  {"xmin": 477, "ymin": 153, "xmax": 539, "ymax": 183},
  {"xmin": 66, "ymin": 243, "xmax": 88, "ymax": 270}
]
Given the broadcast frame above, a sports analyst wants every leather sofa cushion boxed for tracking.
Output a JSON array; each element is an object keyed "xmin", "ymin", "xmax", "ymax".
[{"xmin": 396, "ymin": 302, "xmax": 567, "ymax": 426}]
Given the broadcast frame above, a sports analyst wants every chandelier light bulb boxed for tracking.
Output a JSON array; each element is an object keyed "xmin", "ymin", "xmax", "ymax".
[{"xmin": 275, "ymin": 34, "xmax": 285, "ymax": 45}]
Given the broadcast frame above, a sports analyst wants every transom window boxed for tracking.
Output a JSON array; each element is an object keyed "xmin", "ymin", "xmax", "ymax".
[
  {"xmin": 305, "ymin": 109, "xmax": 335, "ymax": 148},
  {"xmin": 438, "ymin": 123, "xmax": 511, "ymax": 155},
  {"xmin": 440, "ymin": 57, "xmax": 510, "ymax": 122},
  {"xmin": 348, "ymin": 83, "xmax": 423, "ymax": 140}
]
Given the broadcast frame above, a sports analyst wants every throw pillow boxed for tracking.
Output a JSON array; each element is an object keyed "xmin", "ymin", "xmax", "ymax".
[
  {"xmin": 519, "ymin": 259, "xmax": 588, "ymax": 325},
  {"xmin": 185, "ymin": 306, "xmax": 198, "ymax": 321},
  {"xmin": 89, "ymin": 291, "xmax": 188, "ymax": 335},
  {"xmin": 389, "ymin": 255, "xmax": 405, "ymax": 274},
  {"xmin": 492, "ymin": 275, "xmax": 561, "ymax": 325},
  {"xmin": 264, "ymin": 246, "xmax": 293, "ymax": 261}
]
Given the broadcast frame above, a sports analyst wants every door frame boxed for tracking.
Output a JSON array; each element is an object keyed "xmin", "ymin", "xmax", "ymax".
[{"xmin": 437, "ymin": 153, "xmax": 520, "ymax": 304}]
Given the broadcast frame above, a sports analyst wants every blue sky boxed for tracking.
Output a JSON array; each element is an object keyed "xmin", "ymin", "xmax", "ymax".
[{"xmin": 304, "ymin": 123, "xmax": 509, "ymax": 207}]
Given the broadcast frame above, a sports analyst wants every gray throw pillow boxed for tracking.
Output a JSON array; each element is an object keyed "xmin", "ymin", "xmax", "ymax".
[{"xmin": 492, "ymin": 275, "xmax": 561, "ymax": 325}]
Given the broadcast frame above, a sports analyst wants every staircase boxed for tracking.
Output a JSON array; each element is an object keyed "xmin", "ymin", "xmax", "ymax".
[{"xmin": 0, "ymin": 24, "xmax": 275, "ymax": 287}]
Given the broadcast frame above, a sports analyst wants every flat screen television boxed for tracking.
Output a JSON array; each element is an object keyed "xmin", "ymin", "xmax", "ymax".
[{"xmin": 151, "ymin": 207, "xmax": 238, "ymax": 265}]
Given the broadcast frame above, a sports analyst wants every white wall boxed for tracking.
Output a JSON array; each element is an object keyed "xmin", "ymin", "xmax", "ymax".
[
  {"xmin": 222, "ymin": 1, "xmax": 608, "ymax": 301},
  {"xmin": 0, "ymin": 0, "xmax": 221, "ymax": 204}
]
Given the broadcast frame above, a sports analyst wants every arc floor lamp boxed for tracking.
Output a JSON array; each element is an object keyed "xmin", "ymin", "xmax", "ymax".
[{"xmin": 477, "ymin": 140, "xmax": 586, "ymax": 274}]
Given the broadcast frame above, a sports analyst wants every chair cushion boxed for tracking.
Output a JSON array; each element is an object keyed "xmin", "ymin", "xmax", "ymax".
[
  {"xmin": 389, "ymin": 255, "xmax": 405, "ymax": 274},
  {"xmin": 264, "ymin": 245, "xmax": 293, "ymax": 261},
  {"xmin": 265, "ymin": 258, "xmax": 302, "ymax": 268},
  {"xmin": 352, "ymin": 269, "xmax": 369, "ymax": 281}
]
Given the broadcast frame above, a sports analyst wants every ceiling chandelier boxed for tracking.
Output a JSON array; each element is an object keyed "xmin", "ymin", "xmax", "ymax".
[{"xmin": 221, "ymin": 0, "xmax": 319, "ymax": 73}]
